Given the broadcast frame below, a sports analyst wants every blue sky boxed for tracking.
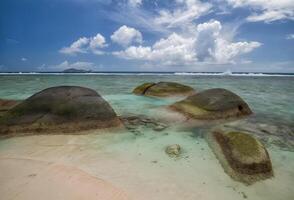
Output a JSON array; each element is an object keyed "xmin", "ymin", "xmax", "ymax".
[{"xmin": 0, "ymin": 0, "xmax": 293, "ymax": 72}]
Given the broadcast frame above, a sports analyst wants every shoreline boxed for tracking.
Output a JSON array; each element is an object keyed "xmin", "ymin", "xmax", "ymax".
[{"xmin": 0, "ymin": 72, "xmax": 294, "ymax": 77}]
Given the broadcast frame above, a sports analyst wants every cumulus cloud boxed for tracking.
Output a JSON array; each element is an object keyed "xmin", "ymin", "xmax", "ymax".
[
  {"xmin": 52, "ymin": 60, "xmax": 95, "ymax": 70},
  {"xmin": 225, "ymin": 0, "xmax": 294, "ymax": 22},
  {"xmin": 214, "ymin": 39, "xmax": 261, "ymax": 64},
  {"xmin": 114, "ymin": 33, "xmax": 196, "ymax": 65},
  {"xmin": 195, "ymin": 20, "xmax": 262, "ymax": 63},
  {"xmin": 21, "ymin": 57, "xmax": 27, "ymax": 61},
  {"xmin": 114, "ymin": 20, "xmax": 261, "ymax": 65},
  {"xmin": 59, "ymin": 34, "xmax": 107, "ymax": 55},
  {"xmin": 59, "ymin": 37, "xmax": 90, "ymax": 55},
  {"xmin": 111, "ymin": 25, "xmax": 143, "ymax": 47},
  {"xmin": 90, "ymin": 33, "xmax": 107, "ymax": 49}
]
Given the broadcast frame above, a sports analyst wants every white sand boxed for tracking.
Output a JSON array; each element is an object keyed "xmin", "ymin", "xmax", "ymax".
[
  {"xmin": 0, "ymin": 129, "xmax": 294, "ymax": 200},
  {"xmin": 0, "ymin": 157, "xmax": 129, "ymax": 200}
]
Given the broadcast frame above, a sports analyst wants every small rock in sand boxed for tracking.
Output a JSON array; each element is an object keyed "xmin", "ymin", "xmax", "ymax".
[{"xmin": 165, "ymin": 144, "xmax": 181, "ymax": 157}]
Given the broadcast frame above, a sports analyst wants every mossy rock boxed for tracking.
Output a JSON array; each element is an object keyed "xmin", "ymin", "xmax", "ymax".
[
  {"xmin": 133, "ymin": 82, "xmax": 156, "ymax": 95},
  {"xmin": 205, "ymin": 130, "xmax": 273, "ymax": 185},
  {"xmin": 132, "ymin": 82, "xmax": 195, "ymax": 97},
  {"xmin": 0, "ymin": 86, "xmax": 122, "ymax": 137},
  {"xmin": 170, "ymin": 88, "xmax": 252, "ymax": 120}
]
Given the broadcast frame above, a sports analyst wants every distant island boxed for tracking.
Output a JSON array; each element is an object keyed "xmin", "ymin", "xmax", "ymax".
[{"xmin": 62, "ymin": 68, "xmax": 92, "ymax": 73}]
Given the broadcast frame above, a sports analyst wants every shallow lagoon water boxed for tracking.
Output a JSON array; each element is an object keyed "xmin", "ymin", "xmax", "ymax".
[
  {"xmin": 0, "ymin": 74, "xmax": 294, "ymax": 200},
  {"xmin": 1, "ymin": 75, "xmax": 294, "ymax": 122}
]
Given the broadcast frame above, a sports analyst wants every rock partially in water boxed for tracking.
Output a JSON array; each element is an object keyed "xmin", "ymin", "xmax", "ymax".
[
  {"xmin": 206, "ymin": 129, "xmax": 273, "ymax": 185},
  {"xmin": 165, "ymin": 144, "xmax": 181, "ymax": 157},
  {"xmin": 170, "ymin": 88, "xmax": 252, "ymax": 120},
  {"xmin": 222, "ymin": 119, "xmax": 294, "ymax": 151},
  {"xmin": 0, "ymin": 86, "xmax": 122, "ymax": 137},
  {"xmin": 133, "ymin": 82, "xmax": 195, "ymax": 97},
  {"xmin": 133, "ymin": 82, "xmax": 156, "ymax": 95},
  {"xmin": 0, "ymin": 99, "xmax": 21, "ymax": 117}
]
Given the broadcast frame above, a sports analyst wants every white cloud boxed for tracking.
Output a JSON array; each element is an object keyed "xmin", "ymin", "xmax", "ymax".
[
  {"xmin": 114, "ymin": 33, "xmax": 196, "ymax": 65},
  {"xmin": 111, "ymin": 25, "xmax": 143, "ymax": 47},
  {"xmin": 214, "ymin": 39, "xmax": 261, "ymax": 64},
  {"xmin": 59, "ymin": 34, "xmax": 107, "ymax": 55},
  {"xmin": 59, "ymin": 37, "xmax": 90, "ymax": 55},
  {"xmin": 195, "ymin": 20, "xmax": 222, "ymax": 61},
  {"xmin": 225, "ymin": 0, "xmax": 294, "ymax": 22},
  {"xmin": 89, "ymin": 33, "xmax": 107, "ymax": 49},
  {"xmin": 21, "ymin": 57, "xmax": 27, "ymax": 61},
  {"xmin": 154, "ymin": 0, "xmax": 212, "ymax": 28},
  {"xmin": 195, "ymin": 20, "xmax": 262, "ymax": 63},
  {"xmin": 105, "ymin": 0, "xmax": 213, "ymax": 35},
  {"xmin": 51, "ymin": 60, "xmax": 95, "ymax": 70},
  {"xmin": 114, "ymin": 20, "xmax": 261, "ymax": 65},
  {"xmin": 286, "ymin": 34, "xmax": 294, "ymax": 40}
]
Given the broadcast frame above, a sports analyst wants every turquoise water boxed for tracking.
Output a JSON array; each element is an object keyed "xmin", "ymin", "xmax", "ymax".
[
  {"xmin": 0, "ymin": 74, "xmax": 294, "ymax": 200},
  {"xmin": 0, "ymin": 75, "xmax": 293, "ymax": 124}
]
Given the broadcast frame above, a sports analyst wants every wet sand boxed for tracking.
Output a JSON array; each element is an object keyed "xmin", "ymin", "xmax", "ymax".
[
  {"xmin": 0, "ymin": 157, "xmax": 129, "ymax": 200},
  {"xmin": 0, "ymin": 130, "xmax": 293, "ymax": 200}
]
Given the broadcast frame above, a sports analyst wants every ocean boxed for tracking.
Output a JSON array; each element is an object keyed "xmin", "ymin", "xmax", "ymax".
[{"xmin": 0, "ymin": 73, "xmax": 294, "ymax": 200}]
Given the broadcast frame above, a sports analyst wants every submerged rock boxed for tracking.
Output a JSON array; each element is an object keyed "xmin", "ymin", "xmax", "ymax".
[
  {"xmin": 153, "ymin": 123, "xmax": 167, "ymax": 131},
  {"xmin": 0, "ymin": 99, "xmax": 21, "ymax": 117},
  {"xmin": 133, "ymin": 82, "xmax": 195, "ymax": 97},
  {"xmin": 206, "ymin": 129, "xmax": 273, "ymax": 185},
  {"xmin": 170, "ymin": 88, "xmax": 252, "ymax": 120},
  {"xmin": 165, "ymin": 144, "xmax": 181, "ymax": 157},
  {"xmin": 121, "ymin": 115, "xmax": 168, "ymax": 133},
  {"xmin": 0, "ymin": 86, "xmax": 122, "ymax": 137}
]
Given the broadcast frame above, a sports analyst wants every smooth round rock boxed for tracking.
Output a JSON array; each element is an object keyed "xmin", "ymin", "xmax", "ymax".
[
  {"xmin": 133, "ymin": 82, "xmax": 195, "ymax": 97},
  {"xmin": 205, "ymin": 129, "xmax": 273, "ymax": 185},
  {"xmin": 0, "ymin": 86, "xmax": 122, "ymax": 137},
  {"xmin": 170, "ymin": 88, "xmax": 252, "ymax": 120}
]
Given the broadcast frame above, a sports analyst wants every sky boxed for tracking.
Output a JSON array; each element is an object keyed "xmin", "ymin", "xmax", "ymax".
[{"xmin": 0, "ymin": 0, "xmax": 294, "ymax": 72}]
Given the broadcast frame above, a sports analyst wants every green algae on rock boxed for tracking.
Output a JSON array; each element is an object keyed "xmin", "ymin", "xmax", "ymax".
[
  {"xmin": 133, "ymin": 82, "xmax": 156, "ymax": 95},
  {"xmin": 220, "ymin": 119, "xmax": 294, "ymax": 152},
  {"xmin": 133, "ymin": 82, "xmax": 195, "ymax": 97},
  {"xmin": 0, "ymin": 86, "xmax": 122, "ymax": 137},
  {"xmin": 205, "ymin": 130, "xmax": 273, "ymax": 185},
  {"xmin": 170, "ymin": 88, "xmax": 252, "ymax": 120}
]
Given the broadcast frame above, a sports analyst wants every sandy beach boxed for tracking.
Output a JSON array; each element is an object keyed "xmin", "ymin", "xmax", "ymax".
[{"xmin": 1, "ymin": 130, "xmax": 293, "ymax": 200}]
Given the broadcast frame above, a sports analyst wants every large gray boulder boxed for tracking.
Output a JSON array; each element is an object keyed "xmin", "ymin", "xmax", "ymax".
[
  {"xmin": 133, "ymin": 82, "xmax": 195, "ymax": 97},
  {"xmin": 170, "ymin": 88, "xmax": 252, "ymax": 120},
  {"xmin": 0, "ymin": 86, "xmax": 122, "ymax": 137}
]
